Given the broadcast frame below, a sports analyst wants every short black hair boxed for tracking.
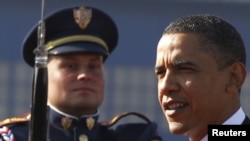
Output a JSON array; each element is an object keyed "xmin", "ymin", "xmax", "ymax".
[{"xmin": 163, "ymin": 14, "xmax": 246, "ymax": 70}]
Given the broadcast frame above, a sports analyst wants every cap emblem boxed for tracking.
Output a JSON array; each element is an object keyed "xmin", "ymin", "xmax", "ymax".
[{"xmin": 73, "ymin": 6, "xmax": 92, "ymax": 30}]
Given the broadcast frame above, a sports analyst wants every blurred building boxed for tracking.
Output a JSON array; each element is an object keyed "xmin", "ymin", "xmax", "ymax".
[{"xmin": 0, "ymin": 0, "xmax": 250, "ymax": 140}]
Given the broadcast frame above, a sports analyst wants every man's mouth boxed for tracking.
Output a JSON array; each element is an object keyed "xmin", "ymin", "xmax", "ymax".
[
  {"xmin": 163, "ymin": 101, "xmax": 188, "ymax": 110},
  {"xmin": 167, "ymin": 103, "xmax": 186, "ymax": 110}
]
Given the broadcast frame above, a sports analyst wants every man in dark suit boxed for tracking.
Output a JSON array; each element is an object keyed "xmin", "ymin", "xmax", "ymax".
[
  {"xmin": 0, "ymin": 5, "xmax": 162, "ymax": 141},
  {"xmin": 154, "ymin": 14, "xmax": 250, "ymax": 141}
]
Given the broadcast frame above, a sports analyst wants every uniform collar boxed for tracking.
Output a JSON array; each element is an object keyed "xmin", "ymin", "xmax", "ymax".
[
  {"xmin": 48, "ymin": 104, "xmax": 99, "ymax": 130},
  {"xmin": 48, "ymin": 104, "xmax": 99, "ymax": 119}
]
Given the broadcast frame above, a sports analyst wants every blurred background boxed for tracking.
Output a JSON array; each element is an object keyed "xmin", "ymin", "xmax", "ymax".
[{"xmin": 0, "ymin": 0, "xmax": 250, "ymax": 140}]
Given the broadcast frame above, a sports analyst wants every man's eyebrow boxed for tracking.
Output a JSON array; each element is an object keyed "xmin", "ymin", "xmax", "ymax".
[
  {"xmin": 154, "ymin": 60, "xmax": 196, "ymax": 71},
  {"xmin": 172, "ymin": 60, "xmax": 196, "ymax": 67},
  {"xmin": 90, "ymin": 55, "xmax": 103, "ymax": 61},
  {"xmin": 154, "ymin": 65, "xmax": 164, "ymax": 71}
]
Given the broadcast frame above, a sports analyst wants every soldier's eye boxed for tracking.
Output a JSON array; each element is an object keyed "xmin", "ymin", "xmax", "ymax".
[{"xmin": 66, "ymin": 64, "xmax": 78, "ymax": 70}]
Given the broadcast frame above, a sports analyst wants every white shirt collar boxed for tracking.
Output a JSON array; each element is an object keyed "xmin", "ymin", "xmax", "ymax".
[
  {"xmin": 200, "ymin": 107, "xmax": 245, "ymax": 141},
  {"xmin": 222, "ymin": 107, "xmax": 245, "ymax": 125},
  {"xmin": 47, "ymin": 103, "xmax": 99, "ymax": 120}
]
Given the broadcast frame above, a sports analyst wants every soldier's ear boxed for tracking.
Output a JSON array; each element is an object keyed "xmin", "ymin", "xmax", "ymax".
[{"xmin": 226, "ymin": 62, "xmax": 247, "ymax": 93}]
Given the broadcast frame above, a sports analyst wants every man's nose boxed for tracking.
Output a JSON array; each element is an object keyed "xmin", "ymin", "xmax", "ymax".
[
  {"xmin": 77, "ymin": 67, "xmax": 91, "ymax": 80},
  {"xmin": 158, "ymin": 71, "xmax": 179, "ymax": 95}
]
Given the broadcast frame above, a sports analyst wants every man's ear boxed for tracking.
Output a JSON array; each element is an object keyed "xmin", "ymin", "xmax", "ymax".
[{"xmin": 226, "ymin": 62, "xmax": 247, "ymax": 92}]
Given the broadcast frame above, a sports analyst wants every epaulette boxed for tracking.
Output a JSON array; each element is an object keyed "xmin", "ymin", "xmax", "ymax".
[
  {"xmin": 0, "ymin": 113, "xmax": 31, "ymax": 127},
  {"xmin": 99, "ymin": 112, "xmax": 162, "ymax": 141},
  {"xmin": 99, "ymin": 111, "xmax": 152, "ymax": 127}
]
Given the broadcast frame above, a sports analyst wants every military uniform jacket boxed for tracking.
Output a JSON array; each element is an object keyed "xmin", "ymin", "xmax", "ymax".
[{"xmin": 0, "ymin": 108, "xmax": 162, "ymax": 141}]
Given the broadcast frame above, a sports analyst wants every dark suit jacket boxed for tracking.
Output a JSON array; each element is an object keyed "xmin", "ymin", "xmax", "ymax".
[{"xmin": 242, "ymin": 116, "xmax": 250, "ymax": 124}]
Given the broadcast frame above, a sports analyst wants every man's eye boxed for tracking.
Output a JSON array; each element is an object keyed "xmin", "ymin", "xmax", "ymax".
[
  {"xmin": 89, "ymin": 65, "xmax": 97, "ymax": 69},
  {"xmin": 155, "ymin": 70, "xmax": 165, "ymax": 78},
  {"xmin": 66, "ymin": 64, "xmax": 77, "ymax": 70},
  {"xmin": 89, "ymin": 64, "xmax": 101, "ymax": 71}
]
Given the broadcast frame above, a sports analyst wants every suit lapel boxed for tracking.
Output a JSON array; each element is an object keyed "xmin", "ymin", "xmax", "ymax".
[{"xmin": 242, "ymin": 116, "xmax": 250, "ymax": 124}]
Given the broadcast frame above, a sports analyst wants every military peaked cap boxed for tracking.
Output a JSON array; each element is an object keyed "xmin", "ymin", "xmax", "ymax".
[{"xmin": 22, "ymin": 6, "xmax": 118, "ymax": 67}]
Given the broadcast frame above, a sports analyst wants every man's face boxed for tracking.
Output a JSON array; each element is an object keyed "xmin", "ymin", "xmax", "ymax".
[
  {"xmin": 47, "ymin": 53, "xmax": 105, "ymax": 117},
  {"xmin": 155, "ymin": 33, "xmax": 231, "ymax": 137}
]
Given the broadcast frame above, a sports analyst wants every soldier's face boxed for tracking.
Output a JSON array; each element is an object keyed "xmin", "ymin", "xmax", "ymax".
[{"xmin": 47, "ymin": 53, "xmax": 105, "ymax": 117}]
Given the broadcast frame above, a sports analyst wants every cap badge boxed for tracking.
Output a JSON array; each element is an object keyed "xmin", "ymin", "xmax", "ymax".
[
  {"xmin": 61, "ymin": 116, "xmax": 72, "ymax": 130},
  {"xmin": 86, "ymin": 117, "xmax": 95, "ymax": 130},
  {"xmin": 73, "ymin": 6, "xmax": 92, "ymax": 30}
]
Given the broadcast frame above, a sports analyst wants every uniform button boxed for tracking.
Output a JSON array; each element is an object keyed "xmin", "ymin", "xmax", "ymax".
[{"xmin": 79, "ymin": 134, "xmax": 88, "ymax": 141}]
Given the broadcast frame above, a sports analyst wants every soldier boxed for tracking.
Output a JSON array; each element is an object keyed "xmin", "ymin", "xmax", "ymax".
[{"xmin": 0, "ymin": 5, "xmax": 162, "ymax": 141}]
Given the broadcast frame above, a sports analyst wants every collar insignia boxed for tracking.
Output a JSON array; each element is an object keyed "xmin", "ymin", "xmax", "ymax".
[
  {"xmin": 61, "ymin": 116, "xmax": 72, "ymax": 130},
  {"xmin": 73, "ymin": 6, "xmax": 92, "ymax": 30},
  {"xmin": 86, "ymin": 117, "xmax": 95, "ymax": 130}
]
